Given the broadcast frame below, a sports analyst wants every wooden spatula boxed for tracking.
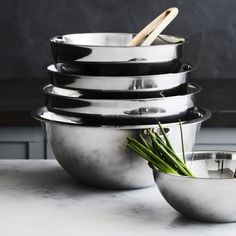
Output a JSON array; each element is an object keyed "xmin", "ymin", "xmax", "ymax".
[{"xmin": 127, "ymin": 7, "xmax": 179, "ymax": 46}]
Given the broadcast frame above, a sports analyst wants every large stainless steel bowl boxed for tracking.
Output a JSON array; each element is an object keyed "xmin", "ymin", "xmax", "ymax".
[
  {"xmin": 44, "ymin": 83, "xmax": 200, "ymax": 121},
  {"xmin": 152, "ymin": 151, "xmax": 236, "ymax": 223},
  {"xmin": 32, "ymin": 107, "xmax": 211, "ymax": 189},
  {"xmin": 50, "ymin": 33, "xmax": 184, "ymax": 63},
  {"xmin": 47, "ymin": 63, "xmax": 192, "ymax": 97}
]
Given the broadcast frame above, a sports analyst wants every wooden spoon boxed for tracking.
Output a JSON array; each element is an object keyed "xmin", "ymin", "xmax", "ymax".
[{"xmin": 127, "ymin": 7, "xmax": 179, "ymax": 46}]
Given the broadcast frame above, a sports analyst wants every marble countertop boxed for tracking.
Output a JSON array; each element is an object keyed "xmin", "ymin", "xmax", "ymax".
[{"xmin": 0, "ymin": 160, "xmax": 235, "ymax": 236}]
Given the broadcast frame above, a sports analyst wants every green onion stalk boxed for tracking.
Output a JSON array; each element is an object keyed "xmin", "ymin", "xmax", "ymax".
[{"xmin": 127, "ymin": 122, "xmax": 194, "ymax": 177}]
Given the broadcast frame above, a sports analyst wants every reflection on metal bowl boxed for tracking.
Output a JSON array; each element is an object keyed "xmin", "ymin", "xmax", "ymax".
[{"xmin": 32, "ymin": 107, "xmax": 211, "ymax": 189}]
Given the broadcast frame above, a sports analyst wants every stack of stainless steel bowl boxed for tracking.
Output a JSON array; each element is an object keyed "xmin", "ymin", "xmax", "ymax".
[{"xmin": 33, "ymin": 33, "xmax": 211, "ymax": 189}]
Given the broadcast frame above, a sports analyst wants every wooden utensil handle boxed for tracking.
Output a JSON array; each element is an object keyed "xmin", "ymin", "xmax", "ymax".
[
  {"xmin": 141, "ymin": 8, "xmax": 178, "ymax": 46},
  {"xmin": 127, "ymin": 7, "xmax": 179, "ymax": 47}
]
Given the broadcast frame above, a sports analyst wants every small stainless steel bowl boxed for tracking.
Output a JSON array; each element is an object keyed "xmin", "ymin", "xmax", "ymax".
[
  {"xmin": 32, "ymin": 107, "xmax": 211, "ymax": 189},
  {"xmin": 43, "ymin": 83, "xmax": 200, "ymax": 121},
  {"xmin": 50, "ymin": 33, "xmax": 184, "ymax": 63},
  {"xmin": 152, "ymin": 151, "xmax": 236, "ymax": 223},
  {"xmin": 47, "ymin": 63, "xmax": 192, "ymax": 96}
]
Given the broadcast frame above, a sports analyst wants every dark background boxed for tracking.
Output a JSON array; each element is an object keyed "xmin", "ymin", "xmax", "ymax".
[{"xmin": 0, "ymin": 0, "xmax": 235, "ymax": 126}]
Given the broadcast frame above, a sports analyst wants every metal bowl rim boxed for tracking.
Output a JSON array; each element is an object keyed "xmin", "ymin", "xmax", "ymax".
[
  {"xmin": 151, "ymin": 150, "xmax": 236, "ymax": 180},
  {"xmin": 32, "ymin": 107, "xmax": 211, "ymax": 129},
  {"xmin": 47, "ymin": 63, "xmax": 193, "ymax": 79},
  {"xmin": 50, "ymin": 32, "xmax": 185, "ymax": 48},
  {"xmin": 43, "ymin": 83, "xmax": 201, "ymax": 101},
  {"xmin": 52, "ymin": 58, "xmax": 181, "ymax": 65}
]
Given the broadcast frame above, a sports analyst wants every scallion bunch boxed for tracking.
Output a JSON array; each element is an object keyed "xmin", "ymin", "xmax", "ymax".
[{"xmin": 127, "ymin": 122, "xmax": 194, "ymax": 177}]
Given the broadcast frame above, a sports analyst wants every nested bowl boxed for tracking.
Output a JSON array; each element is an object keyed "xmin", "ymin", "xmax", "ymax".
[
  {"xmin": 50, "ymin": 33, "xmax": 184, "ymax": 63},
  {"xmin": 43, "ymin": 83, "xmax": 200, "ymax": 122},
  {"xmin": 47, "ymin": 63, "xmax": 192, "ymax": 97},
  {"xmin": 32, "ymin": 107, "xmax": 211, "ymax": 189},
  {"xmin": 55, "ymin": 60, "xmax": 183, "ymax": 78},
  {"xmin": 152, "ymin": 151, "xmax": 236, "ymax": 223}
]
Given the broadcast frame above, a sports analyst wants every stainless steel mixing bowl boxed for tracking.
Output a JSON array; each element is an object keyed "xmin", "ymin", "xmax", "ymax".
[
  {"xmin": 32, "ymin": 107, "xmax": 211, "ymax": 189},
  {"xmin": 44, "ymin": 83, "xmax": 200, "ymax": 121},
  {"xmin": 47, "ymin": 63, "xmax": 192, "ymax": 96},
  {"xmin": 50, "ymin": 33, "xmax": 184, "ymax": 63},
  {"xmin": 152, "ymin": 151, "xmax": 236, "ymax": 223}
]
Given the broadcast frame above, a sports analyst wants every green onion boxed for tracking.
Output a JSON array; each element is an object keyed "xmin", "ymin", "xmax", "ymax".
[
  {"xmin": 179, "ymin": 119, "xmax": 186, "ymax": 164},
  {"xmin": 127, "ymin": 122, "xmax": 194, "ymax": 177}
]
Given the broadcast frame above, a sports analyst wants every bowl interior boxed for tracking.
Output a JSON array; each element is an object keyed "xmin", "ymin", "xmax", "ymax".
[
  {"xmin": 153, "ymin": 151, "xmax": 236, "ymax": 179},
  {"xmin": 52, "ymin": 33, "xmax": 185, "ymax": 47},
  {"xmin": 185, "ymin": 152, "xmax": 236, "ymax": 179}
]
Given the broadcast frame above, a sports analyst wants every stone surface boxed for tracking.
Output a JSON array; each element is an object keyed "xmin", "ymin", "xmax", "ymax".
[{"xmin": 0, "ymin": 160, "xmax": 235, "ymax": 235}]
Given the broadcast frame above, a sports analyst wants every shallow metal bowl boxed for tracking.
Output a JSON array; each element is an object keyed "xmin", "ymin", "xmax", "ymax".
[
  {"xmin": 44, "ymin": 83, "xmax": 200, "ymax": 121},
  {"xmin": 32, "ymin": 107, "xmax": 210, "ymax": 189},
  {"xmin": 50, "ymin": 33, "xmax": 184, "ymax": 63},
  {"xmin": 152, "ymin": 151, "xmax": 236, "ymax": 223},
  {"xmin": 47, "ymin": 63, "xmax": 191, "ymax": 96}
]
